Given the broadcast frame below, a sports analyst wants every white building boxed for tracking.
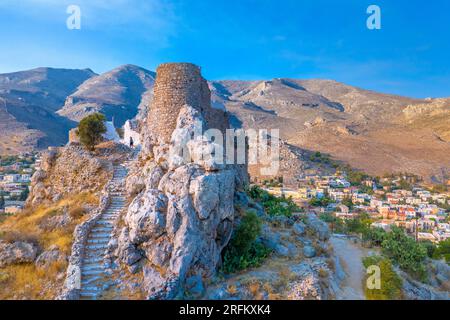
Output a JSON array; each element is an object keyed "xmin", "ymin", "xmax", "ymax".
[
  {"xmin": 4, "ymin": 174, "xmax": 20, "ymax": 183},
  {"xmin": 123, "ymin": 119, "xmax": 141, "ymax": 147},
  {"xmin": 102, "ymin": 121, "xmax": 121, "ymax": 142}
]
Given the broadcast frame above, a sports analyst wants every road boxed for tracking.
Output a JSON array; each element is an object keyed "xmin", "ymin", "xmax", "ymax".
[{"xmin": 330, "ymin": 235, "xmax": 377, "ymax": 300}]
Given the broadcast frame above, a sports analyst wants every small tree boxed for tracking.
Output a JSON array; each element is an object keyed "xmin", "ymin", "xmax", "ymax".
[
  {"xmin": 0, "ymin": 194, "xmax": 4, "ymax": 209},
  {"xmin": 77, "ymin": 113, "xmax": 106, "ymax": 151}
]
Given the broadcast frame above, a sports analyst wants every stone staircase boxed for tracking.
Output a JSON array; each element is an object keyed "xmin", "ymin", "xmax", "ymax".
[{"xmin": 79, "ymin": 163, "xmax": 128, "ymax": 300}]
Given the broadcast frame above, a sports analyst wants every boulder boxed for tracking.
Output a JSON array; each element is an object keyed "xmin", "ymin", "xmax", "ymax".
[
  {"xmin": 116, "ymin": 228, "xmax": 143, "ymax": 267},
  {"xmin": 0, "ymin": 241, "xmax": 38, "ymax": 267},
  {"xmin": 35, "ymin": 245, "xmax": 66, "ymax": 268},
  {"xmin": 125, "ymin": 189, "xmax": 168, "ymax": 244},
  {"xmin": 293, "ymin": 222, "xmax": 306, "ymax": 236},
  {"xmin": 306, "ymin": 213, "xmax": 330, "ymax": 241},
  {"xmin": 303, "ymin": 245, "xmax": 316, "ymax": 258}
]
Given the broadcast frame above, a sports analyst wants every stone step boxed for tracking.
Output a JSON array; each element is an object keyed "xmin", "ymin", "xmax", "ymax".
[
  {"xmin": 95, "ymin": 221, "xmax": 114, "ymax": 226},
  {"xmin": 86, "ymin": 244, "xmax": 108, "ymax": 251},
  {"xmin": 81, "ymin": 286, "xmax": 101, "ymax": 292},
  {"xmin": 81, "ymin": 276, "xmax": 103, "ymax": 285},
  {"xmin": 108, "ymin": 205, "xmax": 124, "ymax": 208},
  {"xmin": 83, "ymin": 257, "xmax": 104, "ymax": 264},
  {"xmin": 103, "ymin": 210, "xmax": 121, "ymax": 215},
  {"xmin": 80, "ymin": 291, "xmax": 100, "ymax": 298},
  {"xmin": 82, "ymin": 263, "xmax": 104, "ymax": 271},
  {"xmin": 89, "ymin": 232, "xmax": 111, "ymax": 239},
  {"xmin": 99, "ymin": 214, "xmax": 119, "ymax": 219},
  {"xmin": 81, "ymin": 269, "xmax": 105, "ymax": 276},
  {"xmin": 87, "ymin": 238, "xmax": 109, "ymax": 245},
  {"xmin": 98, "ymin": 217, "xmax": 118, "ymax": 222},
  {"xmin": 99, "ymin": 217, "xmax": 118, "ymax": 222},
  {"xmin": 84, "ymin": 253, "xmax": 106, "ymax": 260},
  {"xmin": 91, "ymin": 227, "xmax": 113, "ymax": 233}
]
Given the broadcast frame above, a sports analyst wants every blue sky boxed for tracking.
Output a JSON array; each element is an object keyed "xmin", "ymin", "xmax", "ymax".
[{"xmin": 0, "ymin": 0, "xmax": 449, "ymax": 98}]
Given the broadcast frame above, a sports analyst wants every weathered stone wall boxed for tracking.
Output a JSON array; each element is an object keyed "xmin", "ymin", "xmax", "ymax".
[
  {"xmin": 146, "ymin": 63, "xmax": 228, "ymax": 146},
  {"xmin": 27, "ymin": 146, "xmax": 112, "ymax": 207}
]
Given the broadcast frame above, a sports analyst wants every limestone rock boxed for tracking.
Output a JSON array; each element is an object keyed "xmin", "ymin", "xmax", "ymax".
[
  {"xmin": 293, "ymin": 222, "xmax": 306, "ymax": 236},
  {"xmin": 306, "ymin": 213, "xmax": 330, "ymax": 241},
  {"xmin": 126, "ymin": 189, "xmax": 168, "ymax": 244},
  {"xmin": 117, "ymin": 63, "xmax": 245, "ymax": 299},
  {"xmin": 303, "ymin": 245, "xmax": 316, "ymax": 258},
  {"xmin": 0, "ymin": 241, "xmax": 38, "ymax": 267},
  {"xmin": 116, "ymin": 228, "xmax": 143, "ymax": 267},
  {"xmin": 35, "ymin": 245, "xmax": 67, "ymax": 268}
]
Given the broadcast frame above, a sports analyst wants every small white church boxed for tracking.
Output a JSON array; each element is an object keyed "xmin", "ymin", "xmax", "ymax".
[
  {"xmin": 122, "ymin": 119, "xmax": 141, "ymax": 147},
  {"xmin": 102, "ymin": 120, "xmax": 121, "ymax": 142},
  {"xmin": 101, "ymin": 118, "xmax": 140, "ymax": 148}
]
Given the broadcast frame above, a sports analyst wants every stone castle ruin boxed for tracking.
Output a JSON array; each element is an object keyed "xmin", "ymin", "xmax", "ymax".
[
  {"xmin": 145, "ymin": 63, "xmax": 228, "ymax": 146},
  {"xmin": 115, "ymin": 63, "xmax": 253, "ymax": 299}
]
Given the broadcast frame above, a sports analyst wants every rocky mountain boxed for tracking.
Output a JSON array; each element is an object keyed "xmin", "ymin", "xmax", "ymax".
[
  {"xmin": 57, "ymin": 64, "xmax": 155, "ymax": 126},
  {"xmin": 0, "ymin": 64, "xmax": 448, "ymax": 183},
  {"xmin": 0, "ymin": 67, "xmax": 95, "ymax": 154},
  {"xmin": 210, "ymin": 79, "xmax": 450, "ymax": 183}
]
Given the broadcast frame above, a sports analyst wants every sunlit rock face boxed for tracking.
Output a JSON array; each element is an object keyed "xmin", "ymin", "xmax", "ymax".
[{"xmin": 119, "ymin": 63, "xmax": 249, "ymax": 299}]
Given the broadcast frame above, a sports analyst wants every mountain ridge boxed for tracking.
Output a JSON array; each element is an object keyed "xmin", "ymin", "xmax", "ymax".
[{"xmin": 0, "ymin": 65, "xmax": 448, "ymax": 183}]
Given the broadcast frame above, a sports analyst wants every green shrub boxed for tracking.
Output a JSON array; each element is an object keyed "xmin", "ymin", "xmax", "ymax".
[
  {"xmin": 433, "ymin": 238, "xmax": 450, "ymax": 263},
  {"xmin": 221, "ymin": 211, "xmax": 271, "ymax": 274},
  {"xmin": 77, "ymin": 113, "xmax": 106, "ymax": 151},
  {"xmin": 362, "ymin": 255, "xmax": 403, "ymax": 300},
  {"xmin": 362, "ymin": 227, "xmax": 386, "ymax": 247},
  {"xmin": 309, "ymin": 196, "xmax": 332, "ymax": 207},
  {"xmin": 247, "ymin": 185, "xmax": 298, "ymax": 217},
  {"xmin": 381, "ymin": 227, "xmax": 428, "ymax": 280}
]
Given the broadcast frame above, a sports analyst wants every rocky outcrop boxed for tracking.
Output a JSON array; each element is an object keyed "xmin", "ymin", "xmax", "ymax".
[
  {"xmin": 116, "ymin": 63, "xmax": 248, "ymax": 299},
  {"xmin": 306, "ymin": 213, "xmax": 330, "ymax": 241},
  {"xmin": 27, "ymin": 145, "xmax": 112, "ymax": 207},
  {"xmin": 35, "ymin": 245, "xmax": 67, "ymax": 269},
  {"xmin": 0, "ymin": 241, "xmax": 38, "ymax": 268},
  {"xmin": 398, "ymin": 266, "xmax": 450, "ymax": 300},
  {"xmin": 204, "ymin": 214, "xmax": 336, "ymax": 300}
]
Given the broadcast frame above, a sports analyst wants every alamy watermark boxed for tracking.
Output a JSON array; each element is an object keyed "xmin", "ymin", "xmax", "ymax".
[
  {"xmin": 66, "ymin": 5, "xmax": 81, "ymax": 30},
  {"xmin": 367, "ymin": 5, "xmax": 381, "ymax": 30},
  {"xmin": 169, "ymin": 120, "xmax": 280, "ymax": 176},
  {"xmin": 366, "ymin": 265, "xmax": 381, "ymax": 290}
]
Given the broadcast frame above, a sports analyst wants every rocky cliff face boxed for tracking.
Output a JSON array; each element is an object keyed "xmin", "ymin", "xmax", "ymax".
[{"xmin": 114, "ymin": 63, "xmax": 249, "ymax": 299}]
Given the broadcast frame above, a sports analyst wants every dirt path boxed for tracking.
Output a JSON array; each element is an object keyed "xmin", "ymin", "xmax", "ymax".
[{"xmin": 330, "ymin": 235, "xmax": 377, "ymax": 300}]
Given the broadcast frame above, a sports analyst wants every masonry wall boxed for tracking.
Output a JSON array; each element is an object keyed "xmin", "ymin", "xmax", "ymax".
[{"xmin": 146, "ymin": 63, "xmax": 228, "ymax": 144}]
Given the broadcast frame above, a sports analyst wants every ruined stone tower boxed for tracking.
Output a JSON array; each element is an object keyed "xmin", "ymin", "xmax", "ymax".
[{"xmin": 146, "ymin": 63, "xmax": 228, "ymax": 145}]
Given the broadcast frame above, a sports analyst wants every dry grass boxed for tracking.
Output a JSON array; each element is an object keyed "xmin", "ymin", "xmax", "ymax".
[
  {"xmin": 0, "ymin": 261, "xmax": 67, "ymax": 300},
  {"xmin": 227, "ymin": 284, "xmax": 238, "ymax": 295},
  {"xmin": 246, "ymin": 281, "xmax": 268, "ymax": 300},
  {"xmin": 318, "ymin": 268, "xmax": 329, "ymax": 278},
  {"xmin": 0, "ymin": 192, "xmax": 97, "ymax": 252},
  {"xmin": 0, "ymin": 192, "xmax": 98, "ymax": 299}
]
